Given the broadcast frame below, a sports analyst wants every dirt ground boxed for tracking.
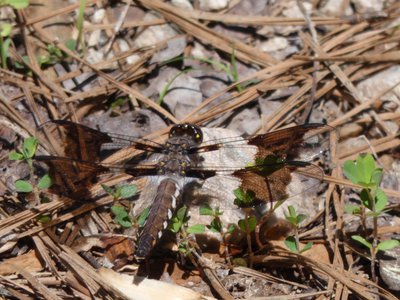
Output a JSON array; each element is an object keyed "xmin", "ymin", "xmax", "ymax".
[{"xmin": 0, "ymin": 1, "xmax": 399, "ymax": 299}]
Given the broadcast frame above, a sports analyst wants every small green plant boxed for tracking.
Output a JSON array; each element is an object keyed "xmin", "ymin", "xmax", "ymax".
[
  {"xmin": 167, "ymin": 206, "xmax": 207, "ymax": 255},
  {"xmin": 109, "ymin": 97, "xmax": 128, "ymax": 115},
  {"xmin": 233, "ymin": 188, "xmax": 259, "ymax": 267},
  {"xmin": 351, "ymin": 236, "xmax": 399, "ymax": 253},
  {"xmin": 229, "ymin": 49, "xmax": 242, "ymax": 91},
  {"xmin": 75, "ymin": 0, "xmax": 86, "ymax": 51},
  {"xmin": 198, "ymin": 204, "xmax": 240, "ymax": 264},
  {"xmin": 343, "ymin": 153, "xmax": 400, "ymax": 282},
  {"xmin": 284, "ymin": 205, "xmax": 312, "ymax": 253},
  {"xmin": 344, "ymin": 154, "xmax": 387, "ymax": 218},
  {"xmin": 199, "ymin": 204, "xmax": 223, "ymax": 233},
  {"xmin": 14, "ymin": 174, "xmax": 52, "ymax": 193},
  {"xmin": 0, "ymin": 0, "xmax": 29, "ymax": 68},
  {"xmin": 37, "ymin": 44, "xmax": 67, "ymax": 67},
  {"xmin": 233, "ymin": 188, "xmax": 258, "ymax": 235},
  {"xmin": 169, "ymin": 206, "xmax": 189, "ymax": 234},
  {"xmin": 101, "ymin": 184, "xmax": 137, "ymax": 201},
  {"xmin": 15, "ymin": 40, "xmax": 76, "ymax": 73},
  {"xmin": 136, "ymin": 206, "xmax": 150, "ymax": 227},
  {"xmin": 111, "ymin": 205, "xmax": 132, "ymax": 228},
  {"xmin": 9, "ymin": 136, "xmax": 52, "ymax": 203},
  {"xmin": 158, "ymin": 68, "xmax": 193, "ymax": 105},
  {"xmin": 169, "ymin": 206, "xmax": 191, "ymax": 255},
  {"xmin": 233, "ymin": 187, "xmax": 256, "ymax": 208},
  {"xmin": 9, "ymin": 136, "xmax": 38, "ymax": 168},
  {"xmin": 102, "ymin": 184, "xmax": 137, "ymax": 228},
  {"xmin": 0, "ymin": 23, "xmax": 11, "ymax": 69},
  {"xmin": 170, "ymin": 205, "xmax": 205, "ymax": 235},
  {"xmin": 0, "ymin": 0, "xmax": 29, "ymax": 9}
]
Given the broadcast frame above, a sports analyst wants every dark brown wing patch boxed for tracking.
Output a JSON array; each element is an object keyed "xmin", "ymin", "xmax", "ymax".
[
  {"xmin": 36, "ymin": 156, "xmax": 109, "ymax": 198},
  {"xmin": 40, "ymin": 120, "xmax": 113, "ymax": 161},
  {"xmin": 234, "ymin": 166, "xmax": 292, "ymax": 203},
  {"xmin": 247, "ymin": 123, "xmax": 328, "ymax": 161}
]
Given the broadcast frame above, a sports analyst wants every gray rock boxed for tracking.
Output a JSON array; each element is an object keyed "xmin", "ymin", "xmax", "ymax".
[
  {"xmin": 133, "ymin": 13, "xmax": 178, "ymax": 48},
  {"xmin": 199, "ymin": 0, "xmax": 229, "ymax": 11},
  {"xmin": 357, "ymin": 66, "xmax": 400, "ymax": 103},
  {"xmin": 84, "ymin": 109, "xmax": 165, "ymax": 138},
  {"xmin": 171, "ymin": 0, "xmax": 193, "ymax": 10},
  {"xmin": 321, "ymin": 0, "xmax": 354, "ymax": 16},
  {"xmin": 226, "ymin": 108, "xmax": 261, "ymax": 135},
  {"xmin": 379, "ymin": 246, "xmax": 400, "ymax": 291},
  {"xmin": 352, "ymin": 0, "xmax": 384, "ymax": 13},
  {"xmin": 150, "ymin": 36, "xmax": 187, "ymax": 64}
]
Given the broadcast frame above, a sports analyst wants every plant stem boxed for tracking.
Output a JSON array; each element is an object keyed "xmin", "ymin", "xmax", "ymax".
[
  {"xmin": 76, "ymin": 0, "xmax": 86, "ymax": 51},
  {"xmin": 0, "ymin": 36, "xmax": 5, "ymax": 68},
  {"xmin": 28, "ymin": 164, "xmax": 40, "ymax": 205},
  {"xmin": 294, "ymin": 227, "xmax": 306, "ymax": 280},
  {"xmin": 360, "ymin": 203, "xmax": 367, "ymax": 235},
  {"xmin": 244, "ymin": 208, "xmax": 254, "ymax": 268},
  {"xmin": 367, "ymin": 189, "xmax": 379, "ymax": 283},
  {"xmin": 217, "ymin": 216, "xmax": 233, "ymax": 267}
]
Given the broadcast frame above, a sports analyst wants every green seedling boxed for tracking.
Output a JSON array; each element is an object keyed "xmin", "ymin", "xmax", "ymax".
[
  {"xmin": 343, "ymin": 153, "xmax": 398, "ymax": 282},
  {"xmin": 229, "ymin": 49, "xmax": 243, "ymax": 91},
  {"xmin": 102, "ymin": 184, "xmax": 137, "ymax": 228},
  {"xmin": 158, "ymin": 68, "xmax": 193, "ymax": 105},
  {"xmin": 169, "ymin": 206, "xmax": 192, "ymax": 255},
  {"xmin": 168, "ymin": 206, "xmax": 207, "ymax": 256},
  {"xmin": 199, "ymin": 204, "xmax": 237, "ymax": 264},
  {"xmin": 111, "ymin": 205, "xmax": 132, "ymax": 228},
  {"xmin": 233, "ymin": 188, "xmax": 258, "ymax": 267},
  {"xmin": 238, "ymin": 215, "xmax": 257, "ymax": 234},
  {"xmin": 75, "ymin": 0, "xmax": 86, "ymax": 51},
  {"xmin": 344, "ymin": 153, "xmax": 388, "ymax": 216},
  {"xmin": 14, "ymin": 40, "xmax": 76, "ymax": 74},
  {"xmin": 37, "ymin": 214, "xmax": 51, "ymax": 223},
  {"xmin": 233, "ymin": 187, "xmax": 256, "ymax": 208},
  {"xmin": 101, "ymin": 183, "xmax": 137, "ymax": 200},
  {"xmin": 0, "ymin": 23, "xmax": 11, "ymax": 69},
  {"xmin": 9, "ymin": 136, "xmax": 52, "ymax": 203},
  {"xmin": 14, "ymin": 55, "xmax": 31, "ymax": 74},
  {"xmin": 199, "ymin": 203, "xmax": 223, "ymax": 233},
  {"xmin": 284, "ymin": 205, "xmax": 312, "ymax": 253},
  {"xmin": 110, "ymin": 97, "xmax": 128, "ymax": 115},
  {"xmin": 37, "ymin": 44, "xmax": 67, "ymax": 68},
  {"xmin": 14, "ymin": 174, "xmax": 52, "ymax": 193},
  {"xmin": 65, "ymin": 39, "xmax": 77, "ymax": 52},
  {"xmin": 169, "ymin": 206, "xmax": 189, "ymax": 234},
  {"xmin": 110, "ymin": 97, "xmax": 127, "ymax": 109},
  {"xmin": 0, "ymin": 0, "xmax": 29, "ymax": 9},
  {"xmin": 0, "ymin": 0, "xmax": 29, "ymax": 68},
  {"xmin": 9, "ymin": 136, "xmax": 37, "ymax": 170},
  {"xmin": 351, "ymin": 236, "xmax": 399, "ymax": 253},
  {"xmin": 137, "ymin": 207, "xmax": 150, "ymax": 227},
  {"xmin": 285, "ymin": 236, "xmax": 313, "ymax": 254},
  {"xmin": 186, "ymin": 223, "xmax": 206, "ymax": 234}
]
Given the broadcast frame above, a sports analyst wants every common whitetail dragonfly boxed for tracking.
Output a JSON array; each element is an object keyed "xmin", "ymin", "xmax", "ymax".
[{"xmin": 35, "ymin": 120, "xmax": 330, "ymax": 261}]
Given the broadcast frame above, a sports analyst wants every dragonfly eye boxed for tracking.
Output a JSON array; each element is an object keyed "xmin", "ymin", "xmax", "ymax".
[{"xmin": 169, "ymin": 124, "xmax": 203, "ymax": 145}]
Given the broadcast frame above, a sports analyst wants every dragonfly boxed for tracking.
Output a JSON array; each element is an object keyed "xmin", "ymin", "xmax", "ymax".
[{"xmin": 35, "ymin": 120, "xmax": 331, "ymax": 261}]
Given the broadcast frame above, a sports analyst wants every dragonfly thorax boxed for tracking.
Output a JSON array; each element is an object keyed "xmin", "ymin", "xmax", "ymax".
[{"xmin": 157, "ymin": 155, "xmax": 192, "ymax": 176}]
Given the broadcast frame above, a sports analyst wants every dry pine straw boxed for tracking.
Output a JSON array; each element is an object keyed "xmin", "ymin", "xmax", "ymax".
[{"xmin": 0, "ymin": 1, "xmax": 400, "ymax": 299}]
